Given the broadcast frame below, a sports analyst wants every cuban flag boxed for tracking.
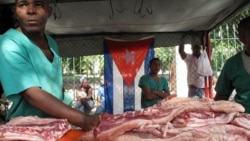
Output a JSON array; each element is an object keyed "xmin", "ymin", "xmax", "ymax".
[{"xmin": 104, "ymin": 36, "xmax": 154, "ymax": 114}]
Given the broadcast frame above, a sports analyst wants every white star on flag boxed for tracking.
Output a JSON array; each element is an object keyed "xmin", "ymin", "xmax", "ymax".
[{"xmin": 122, "ymin": 49, "xmax": 135, "ymax": 64}]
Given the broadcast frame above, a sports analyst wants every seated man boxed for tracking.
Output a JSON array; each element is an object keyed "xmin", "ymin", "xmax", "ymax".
[{"xmin": 73, "ymin": 77, "xmax": 94, "ymax": 114}]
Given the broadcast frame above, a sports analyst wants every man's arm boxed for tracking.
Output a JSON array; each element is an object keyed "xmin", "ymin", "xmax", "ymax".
[
  {"xmin": 86, "ymin": 88, "xmax": 93, "ymax": 99},
  {"xmin": 75, "ymin": 90, "xmax": 81, "ymax": 100},
  {"xmin": 22, "ymin": 87, "xmax": 99, "ymax": 131},
  {"xmin": 178, "ymin": 44, "xmax": 187, "ymax": 60},
  {"xmin": 141, "ymin": 86, "xmax": 170, "ymax": 100},
  {"xmin": 96, "ymin": 95, "xmax": 101, "ymax": 107},
  {"xmin": 153, "ymin": 90, "xmax": 170, "ymax": 98}
]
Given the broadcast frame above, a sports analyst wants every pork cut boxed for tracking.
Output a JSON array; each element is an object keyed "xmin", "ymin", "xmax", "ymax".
[
  {"xmin": 78, "ymin": 97, "xmax": 247, "ymax": 141},
  {"xmin": 113, "ymin": 124, "xmax": 250, "ymax": 141},
  {"xmin": 0, "ymin": 116, "xmax": 71, "ymax": 141}
]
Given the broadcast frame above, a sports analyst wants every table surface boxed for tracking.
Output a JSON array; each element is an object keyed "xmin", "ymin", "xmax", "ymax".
[{"xmin": 58, "ymin": 130, "xmax": 85, "ymax": 141}]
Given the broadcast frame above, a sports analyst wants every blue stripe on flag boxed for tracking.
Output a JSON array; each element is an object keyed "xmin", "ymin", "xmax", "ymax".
[
  {"xmin": 145, "ymin": 41, "xmax": 155, "ymax": 74},
  {"xmin": 104, "ymin": 46, "xmax": 114, "ymax": 114}
]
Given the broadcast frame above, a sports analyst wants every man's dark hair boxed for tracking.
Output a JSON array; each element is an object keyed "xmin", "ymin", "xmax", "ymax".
[
  {"xmin": 238, "ymin": 16, "xmax": 250, "ymax": 33},
  {"xmin": 149, "ymin": 58, "xmax": 160, "ymax": 65},
  {"xmin": 0, "ymin": 5, "xmax": 15, "ymax": 34}
]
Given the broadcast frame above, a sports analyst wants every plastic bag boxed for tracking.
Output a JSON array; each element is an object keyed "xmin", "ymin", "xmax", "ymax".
[{"xmin": 197, "ymin": 50, "xmax": 213, "ymax": 76}]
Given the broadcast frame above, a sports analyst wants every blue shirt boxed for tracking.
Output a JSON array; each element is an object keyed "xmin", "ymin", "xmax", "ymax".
[{"xmin": 98, "ymin": 85, "xmax": 105, "ymax": 103}]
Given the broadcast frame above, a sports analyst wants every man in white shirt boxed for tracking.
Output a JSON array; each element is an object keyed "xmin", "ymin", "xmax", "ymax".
[{"xmin": 178, "ymin": 44, "xmax": 205, "ymax": 99}]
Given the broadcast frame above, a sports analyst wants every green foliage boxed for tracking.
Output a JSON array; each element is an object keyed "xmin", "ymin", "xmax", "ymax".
[
  {"xmin": 154, "ymin": 47, "xmax": 174, "ymax": 72},
  {"xmin": 62, "ymin": 55, "xmax": 104, "ymax": 75},
  {"xmin": 209, "ymin": 5, "xmax": 250, "ymax": 73}
]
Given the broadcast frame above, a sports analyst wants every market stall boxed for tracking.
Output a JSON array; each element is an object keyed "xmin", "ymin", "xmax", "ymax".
[
  {"xmin": 1, "ymin": 0, "xmax": 250, "ymax": 140},
  {"xmin": 1, "ymin": 97, "xmax": 250, "ymax": 140}
]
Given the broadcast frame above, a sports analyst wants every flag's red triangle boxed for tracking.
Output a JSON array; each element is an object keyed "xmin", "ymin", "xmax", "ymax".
[{"xmin": 105, "ymin": 37, "xmax": 153, "ymax": 87}]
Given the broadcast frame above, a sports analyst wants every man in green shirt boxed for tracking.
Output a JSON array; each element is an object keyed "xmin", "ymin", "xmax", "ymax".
[
  {"xmin": 139, "ymin": 58, "xmax": 175, "ymax": 108},
  {"xmin": 214, "ymin": 16, "xmax": 250, "ymax": 113},
  {"xmin": 0, "ymin": 0, "xmax": 99, "ymax": 131}
]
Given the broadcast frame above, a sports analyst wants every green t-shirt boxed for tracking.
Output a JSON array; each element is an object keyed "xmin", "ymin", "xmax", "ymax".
[
  {"xmin": 138, "ymin": 74, "xmax": 169, "ymax": 108},
  {"xmin": 0, "ymin": 29, "xmax": 64, "ymax": 120},
  {"xmin": 215, "ymin": 51, "xmax": 250, "ymax": 113}
]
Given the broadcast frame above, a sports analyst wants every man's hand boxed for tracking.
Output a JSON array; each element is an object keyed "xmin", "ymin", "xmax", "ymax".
[
  {"xmin": 81, "ymin": 114, "xmax": 101, "ymax": 131},
  {"xmin": 166, "ymin": 94, "xmax": 177, "ymax": 100},
  {"xmin": 154, "ymin": 91, "xmax": 170, "ymax": 98}
]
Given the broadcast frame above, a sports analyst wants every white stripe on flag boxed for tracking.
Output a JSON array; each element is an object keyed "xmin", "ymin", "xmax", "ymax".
[
  {"xmin": 113, "ymin": 61, "xmax": 124, "ymax": 114},
  {"xmin": 134, "ymin": 61, "xmax": 144, "ymax": 110}
]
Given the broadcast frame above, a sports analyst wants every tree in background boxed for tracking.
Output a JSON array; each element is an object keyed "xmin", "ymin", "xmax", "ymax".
[{"xmin": 210, "ymin": 5, "xmax": 250, "ymax": 74}]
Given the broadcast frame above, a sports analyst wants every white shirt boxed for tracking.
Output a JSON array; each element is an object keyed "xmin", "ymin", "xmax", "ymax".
[
  {"xmin": 184, "ymin": 54, "xmax": 205, "ymax": 88},
  {"xmin": 77, "ymin": 88, "xmax": 87, "ymax": 98}
]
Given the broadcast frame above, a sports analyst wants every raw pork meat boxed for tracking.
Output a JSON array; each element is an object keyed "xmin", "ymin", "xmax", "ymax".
[
  {"xmin": 78, "ymin": 97, "xmax": 248, "ymax": 141},
  {"xmin": 0, "ymin": 116, "xmax": 71, "ymax": 141}
]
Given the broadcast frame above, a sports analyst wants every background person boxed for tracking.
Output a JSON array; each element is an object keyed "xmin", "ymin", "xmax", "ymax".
[
  {"xmin": 73, "ymin": 76, "xmax": 95, "ymax": 114},
  {"xmin": 178, "ymin": 44, "xmax": 205, "ymax": 99},
  {"xmin": 95, "ymin": 75, "xmax": 105, "ymax": 114},
  {"xmin": 0, "ymin": 0, "xmax": 99, "ymax": 131},
  {"xmin": 214, "ymin": 16, "xmax": 250, "ymax": 113},
  {"xmin": 212, "ymin": 74, "xmax": 217, "ymax": 98},
  {"xmin": 138, "ymin": 58, "xmax": 173, "ymax": 108}
]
